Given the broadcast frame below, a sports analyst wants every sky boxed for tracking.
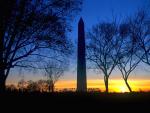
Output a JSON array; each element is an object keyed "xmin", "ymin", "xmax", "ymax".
[{"xmin": 7, "ymin": 0, "xmax": 150, "ymax": 92}]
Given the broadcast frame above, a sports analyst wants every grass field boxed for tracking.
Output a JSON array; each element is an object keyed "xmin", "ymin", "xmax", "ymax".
[{"xmin": 1, "ymin": 91, "xmax": 150, "ymax": 112}]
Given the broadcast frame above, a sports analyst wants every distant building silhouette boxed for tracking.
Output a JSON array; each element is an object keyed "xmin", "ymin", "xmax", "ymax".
[{"xmin": 77, "ymin": 18, "xmax": 87, "ymax": 92}]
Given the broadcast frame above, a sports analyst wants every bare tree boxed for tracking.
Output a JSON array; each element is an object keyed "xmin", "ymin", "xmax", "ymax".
[
  {"xmin": 87, "ymin": 22, "xmax": 120, "ymax": 93},
  {"xmin": 37, "ymin": 80, "xmax": 48, "ymax": 92},
  {"xmin": 117, "ymin": 21, "xmax": 142, "ymax": 92},
  {"xmin": 27, "ymin": 80, "xmax": 40, "ymax": 92},
  {"xmin": 0, "ymin": 0, "xmax": 82, "ymax": 92},
  {"xmin": 6, "ymin": 84, "xmax": 17, "ymax": 91},
  {"xmin": 131, "ymin": 11, "xmax": 150, "ymax": 66},
  {"xmin": 18, "ymin": 79, "xmax": 27, "ymax": 92},
  {"xmin": 44, "ymin": 60, "xmax": 66, "ymax": 92}
]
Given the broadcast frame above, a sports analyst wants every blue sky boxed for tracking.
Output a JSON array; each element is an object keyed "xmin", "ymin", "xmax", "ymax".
[
  {"xmin": 7, "ymin": 0, "xmax": 150, "ymax": 84},
  {"xmin": 72, "ymin": 0, "xmax": 148, "ymax": 36},
  {"xmin": 68, "ymin": 0, "xmax": 149, "ymax": 79}
]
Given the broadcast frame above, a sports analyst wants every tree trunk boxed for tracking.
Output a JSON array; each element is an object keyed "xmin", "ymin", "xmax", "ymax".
[
  {"xmin": 0, "ymin": 29, "xmax": 6, "ymax": 93},
  {"xmin": 49, "ymin": 83, "xmax": 54, "ymax": 92},
  {"xmin": 51, "ymin": 84, "xmax": 54, "ymax": 93},
  {"xmin": 104, "ymin": 76, "xmax": 109, "ymax": 93},
  {"xmin": 125, "ymin": 79, "xmax": 132, "ymax": 92},
  {"xmin": 48, "ymin": 85, "xmax": 51, "ymax": 92},
  {"xmin": 0, "ymin": 68, "xmax": 10, "ymax": 93},
  {"xmin": 0, "ymin": 73, "xmax": 7, "ymax": 93}
]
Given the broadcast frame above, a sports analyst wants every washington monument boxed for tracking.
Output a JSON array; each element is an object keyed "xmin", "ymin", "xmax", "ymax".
[{"xmin": 77, "ymin": 18, "xmax": 87, "ymax": 92}]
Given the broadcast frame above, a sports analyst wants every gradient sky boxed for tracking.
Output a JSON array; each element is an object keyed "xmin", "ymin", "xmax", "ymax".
[{"xmin": 7, "ymin": 0, "xmax": 150, "ymax": 92}]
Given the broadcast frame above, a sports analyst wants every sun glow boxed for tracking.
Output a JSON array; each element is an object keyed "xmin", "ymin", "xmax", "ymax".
[
  {"xmin": 118, "ymin": 86, "xmax": 129, "ymax": 93},
  {"xmin": 55, "ymin": 79, "xmax": 150, "ymax": 92}
]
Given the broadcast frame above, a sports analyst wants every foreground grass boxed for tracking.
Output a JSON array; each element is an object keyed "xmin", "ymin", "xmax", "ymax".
[{"xmin": 1, "ymin": 91, "xmax": 150, "ymax": 112}]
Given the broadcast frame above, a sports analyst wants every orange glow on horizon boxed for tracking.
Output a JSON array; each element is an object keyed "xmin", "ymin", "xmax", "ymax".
[{"xmin": 55, "ymin": 79, "xmax": 150, "ymax": 92}]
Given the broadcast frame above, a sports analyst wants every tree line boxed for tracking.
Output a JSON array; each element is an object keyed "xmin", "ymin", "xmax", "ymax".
[{"xmin": 7, "ymin": 79, "xmax": 61, "ymax": 92}]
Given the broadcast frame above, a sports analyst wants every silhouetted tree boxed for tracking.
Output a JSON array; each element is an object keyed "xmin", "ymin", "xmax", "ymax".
[
  {"xmin": 6, "ymin": 84, "xmax": 17, "ymax": 91},
  {"xmin": 117, "ymin": 21, "xmax": 142, "ymax": 92},
  {"xmin": 37, "ymin": 80, "xmax": 48, "ymax": 92},
  {"xmin": 87, "ymin": 22, "xmax": 120, "ymax": 93},
  {"xmin": 130, "ymin": 11, "xmax": 150, "ymax": 66},
  {"xmin": 27, "ymin": 80, "xmax": 40, "ymax": 92},
  {"xmin": 18, "ymin": 79, "xmax": 27, "ymax": 91},
  {"xmin": 44, "ymin": 60, "xmax": 66, "ymax": 92},
  {"xmin": 0, "ymin": 0, "xmax": 82, "ymax": 92}
]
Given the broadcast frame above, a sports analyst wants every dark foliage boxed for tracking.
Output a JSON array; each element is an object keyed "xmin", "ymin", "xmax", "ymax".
[{"xmin": 0, "ymin": 0, "xmax": 82, "ymax": 92}]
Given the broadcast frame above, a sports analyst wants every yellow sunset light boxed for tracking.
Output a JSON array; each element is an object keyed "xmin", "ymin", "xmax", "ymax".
[
  {"xmin": 119, "ymin": 86, "xmax": 129, "ymax": 93},
  {"xmin": 54, "ymin": 79, "xmax": 150, "ymax": 92}
]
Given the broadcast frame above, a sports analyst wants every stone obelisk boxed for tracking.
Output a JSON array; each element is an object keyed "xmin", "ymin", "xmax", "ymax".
[{"xmin": 77, "ymin": 18, "xmax": 87, "ymax": 92}]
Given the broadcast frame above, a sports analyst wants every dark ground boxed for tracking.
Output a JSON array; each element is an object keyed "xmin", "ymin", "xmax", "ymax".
[{"xmin": 1, "ymin": 91, "xmax": 150, "ymax": 112}]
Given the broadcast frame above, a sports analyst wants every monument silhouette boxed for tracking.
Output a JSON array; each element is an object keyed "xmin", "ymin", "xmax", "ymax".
[{"xmin": 77, "ymin": 18, "xmax": 87, "ymax": 92}]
